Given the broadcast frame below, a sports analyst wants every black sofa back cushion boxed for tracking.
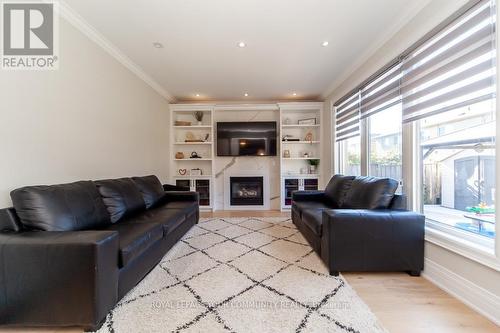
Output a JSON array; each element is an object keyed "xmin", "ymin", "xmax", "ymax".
[
  {"xmin": 95, "ymin": 178, "xmax": 146, "ymax": 223},
  {"xmin": 132, "ymin": 175, "xmax": 164, "ymax": 209},
  {"xmin": 342, "ymin": 176, "xmax": 399, "ymax": 209},
  {"xmin": 10, "ymin": 181, "xmax": 111, "ymax": 231},
  {"xmin": 324, "ymin": 175, "xmax": 356, "ymax": 208}
]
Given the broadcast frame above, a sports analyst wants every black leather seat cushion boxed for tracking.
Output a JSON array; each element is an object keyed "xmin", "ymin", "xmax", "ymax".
[
  {"xmin": 125, "ymin": 207, "xmax": 186, "ymax": 236},
  {"xmin": 163, "ymin": 201, "xmax": 198, "ymax": 214},
  {"xmin": 293, "ymin": 201, "xmax": 330, "ymax": 216},
  {"xmin": 324, "ymin": 175, "xmax": 355, "ymax": 208},
  {"xmin": 10, "ymin": 181, "xmax": 110, "ymax": 231},
  {"xmin": 132, "ymin": 175, "xmax": 164, "ymax": 209},
  {"xmin": 301, "ymin": 209, "xmax": 324, "ymax": 236},
  {"xmin": 95, "ymin": 178, "xmax": 146, "ymax": 223},
  {"xmin": 342, "ymin": 176, "xmax": 399, "ymax": 209},
  {"xmin": 106, "ymin": 222, "xmax": 163, "ymax": 268}
]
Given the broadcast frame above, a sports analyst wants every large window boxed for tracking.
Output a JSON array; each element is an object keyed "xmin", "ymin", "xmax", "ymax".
[
  {"xmin": 368, "ymin": 102, "xmax": 403, "ymax": 182},
  {"xmin": 404, "ymin": 0, "xmax": 497, "ymax": 242},
  {"xmin": 333, "ymin": 0, "xmax": 497, "ymax": 253},
  {"xmin": 338, "ymin": 135, "xmax": 361, "ymax": 176},
  {"xmin": 420, "ymin": 100, "xmax": 496, "ymax": 239}
]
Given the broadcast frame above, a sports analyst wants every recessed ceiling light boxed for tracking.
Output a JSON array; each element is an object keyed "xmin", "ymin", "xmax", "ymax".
[
  {"xmin": 322, "ymin": 41, "xmax": 329, "ymax": 47},
  {"xmin": 153, "ymin": 42, "xmax": 164, "ymax": 49},
  {"xmin": 195, "ymin": 94, "xmax": 200, "ymax": 97},
  {"xmin": 238, "ymin": 42, "xmax": 246, "ymax": 48},
  {"xmin": 244, "ymin": 93, "xmax": 249, "ymax": 97},
  {"xmin": 293, "ymin": 92, "xmax": 297, "ymax": 96}
]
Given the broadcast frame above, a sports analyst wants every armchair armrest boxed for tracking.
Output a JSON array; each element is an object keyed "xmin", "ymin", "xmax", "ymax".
[
  {"xmin": 292, "ymin": 190, "xmax": 325, "ymax": 203},
  {"xmin": 0, "ymin": 230, "xmax": 119, "ymax": 329},
  {"xmin": 321, "ymin": 209, "xmax": 424, "ymax": 273}
]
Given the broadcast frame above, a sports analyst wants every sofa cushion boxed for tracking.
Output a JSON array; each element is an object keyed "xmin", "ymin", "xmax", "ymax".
[
  {"xmin": 293, "ymin": 201, "xmax": 330, "ymax": 217},
  {"xmin": 106, "ymin": 222, "xmax": 163, "ymax": 267},
  {"xmin": 324, "ymin": 175, "xmax": 355, "ymax": 208},
  {"xmin": 302, "ymin": 209, "xmax": 324, "ymax": 236},
  {"xmin": 163, "ymin": 201, "xmax": 198, "ymax": 214},
  {"xmin": 125, "ymin": 207, "xmax": 186, "ymax": 236},
  {"xmin": 132, "ymin": 175, "xmax": 164, "ymax": 209},
  {"xmin": 10, "ymin": 181, "xmax": 110, "ymax": 231},
  {"xmin": 342, "ymin": 176, "xmax": 399, "ymax": 209},
  {"xmin": 95, "ymin": 178, "xmax": 146, "ymax": 223}
]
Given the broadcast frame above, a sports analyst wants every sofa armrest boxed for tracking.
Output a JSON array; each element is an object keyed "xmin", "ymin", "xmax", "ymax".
[
  {"xmin": 163, "ymin": 184, "xmax": 190, "ymax": 191},
  {"xmin": 292, "ymin": 190, "xmax": 325, "ymax": 203},
  {"xmin": 163, "ymin": 191, "xmax": 200, "ymax": 202},
  {"xmin": 0, "ymin": 230, "xmax": 119, "ymax": 329},
  {"xmin": 321, "ymin": 209, "xmax": 424, "ymax": 273}
]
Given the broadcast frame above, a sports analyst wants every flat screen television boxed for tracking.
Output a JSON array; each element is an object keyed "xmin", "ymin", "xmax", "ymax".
[{"xmin": 217, "ymin": 121, "xmax": 277, "ymax": 156}]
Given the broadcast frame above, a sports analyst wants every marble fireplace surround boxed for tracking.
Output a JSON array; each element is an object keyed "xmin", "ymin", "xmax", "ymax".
[{"xmin": 223, "ymin": 169, "xmax": 270, "ymax": 210}]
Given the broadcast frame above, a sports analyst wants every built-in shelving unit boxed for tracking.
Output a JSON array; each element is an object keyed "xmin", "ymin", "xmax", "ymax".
[
  {"xmin": 278, "ymin": 102, "xmax": 323, "ymax": 211},
  {"xmin": 169, "ymin": 102, "xmax": 323, "ymax": 211},
  {"xmin": 170, "ymin": 104, "xmax": 215, "ymax": 210}
]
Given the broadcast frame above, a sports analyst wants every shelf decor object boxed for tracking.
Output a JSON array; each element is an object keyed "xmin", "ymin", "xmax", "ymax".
[
  {"xmin": 308, "ymin": 159, "xmax": 320, "ymax": 174},
  {"xmin": 175, "ymin": 120, "xmax": 191, "ymax": 126},
  {"xmin": 193, "ymin": 111, "xmax": 204, "ymax": 125},
  {"xmin": 298, "ymin": 118, "xmax": 316, "ymax": 125}
]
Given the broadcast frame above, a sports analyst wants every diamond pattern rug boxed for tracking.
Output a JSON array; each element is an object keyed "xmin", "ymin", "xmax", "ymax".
[{"xmin": 95, "ymin": 217, "xmax": 387, "ymax": 333}]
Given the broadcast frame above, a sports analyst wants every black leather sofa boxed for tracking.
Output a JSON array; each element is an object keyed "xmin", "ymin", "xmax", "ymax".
[
  {"xmin": 292, "ymin": 175, "xmax": 424, "ymax": 276},
  {"xmin": 0, "ymin": 175, "xmax": 199, "ymax": 330}
]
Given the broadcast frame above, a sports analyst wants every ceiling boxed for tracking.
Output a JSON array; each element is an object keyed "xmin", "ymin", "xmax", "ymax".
[{"xmin": 63, "ymin": 0, "xmax": 426, "ymax": 102}]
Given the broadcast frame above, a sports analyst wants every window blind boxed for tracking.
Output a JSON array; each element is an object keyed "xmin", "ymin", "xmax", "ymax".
[
  {"xmin": 401, "ymin": 0, "xmax": 496, "ymax": 123},
  {"xmin": 334, "ymin": 91, "xmax": 360, "ymax": 141},
  {"xmin": 360, "ymin": 63, "xmax": 402, "ymax": 119}
]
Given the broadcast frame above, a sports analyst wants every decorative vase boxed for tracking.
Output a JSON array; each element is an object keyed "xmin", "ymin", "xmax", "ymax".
[
  {"xmin": 175, "ymin": 152, "xmax": 185, "ymax": 159},
  {"xmin": 309, "ymin": 165, "xmax": 316, "ymax": 174}
]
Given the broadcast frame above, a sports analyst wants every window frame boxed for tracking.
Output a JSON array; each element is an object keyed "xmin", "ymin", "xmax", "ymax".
[{"xmin": 331, "ymin": 0, "xmax": 500, "ymax": 270}]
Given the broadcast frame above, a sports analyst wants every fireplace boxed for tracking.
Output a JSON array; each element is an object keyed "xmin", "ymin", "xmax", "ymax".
[{"xmin": 230, "ymin": 176, "xmax": 264, "ymax": 206}]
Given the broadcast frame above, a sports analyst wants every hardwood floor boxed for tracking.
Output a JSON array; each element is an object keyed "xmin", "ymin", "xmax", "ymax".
[{"xmin": 1, "ymin": 210, "xmax": 497, "ymax": 333}]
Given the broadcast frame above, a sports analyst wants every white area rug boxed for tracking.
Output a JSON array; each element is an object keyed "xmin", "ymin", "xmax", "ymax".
[{"xmin": 96, "ymin": 217, "xmax": 387, "ymax": 333}]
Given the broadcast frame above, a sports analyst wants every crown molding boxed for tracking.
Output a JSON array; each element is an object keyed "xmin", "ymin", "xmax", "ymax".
[{"xmin": 57, "ymin": 0, "xmax": 175, "ymax": 102}]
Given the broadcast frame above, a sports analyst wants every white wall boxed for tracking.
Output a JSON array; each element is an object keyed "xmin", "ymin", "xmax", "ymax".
[
  {"xmin": 0, "ymin": 18, "xmax": 170, "ymax": 208},
  {"xmin": 322, "ymin": 0, "xmax": 500, "ymax": 324}
]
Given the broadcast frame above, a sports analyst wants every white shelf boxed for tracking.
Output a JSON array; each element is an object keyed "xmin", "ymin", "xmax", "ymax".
[
  {"xmin": 282, "ymin": 173, "xmax": 320, "ymax": 177},
  {"xmin": 282, "ymin": 141, "xmax": 320, "ymax": 144},
  {"xmin": 282, "ymin": 124, "xmax": 320, "ymax": 128},
  {"xmin": 174, "ymin": 158, "xmax": 212, "ymax": 161},
  {"xmin": 173, "ymin": 175, "xmax": 212, "ymax": 178},
  {"xmin": 172, "ymin": 109, "xmax": 212, "ymax": 113},
  {"xmin": 282, "ymin": 157, "xmax": 320, "ymax": 160},
  {"xmin": 173, "ymin": 125, "xmax": 212, "ymax": 129},
  {"xmin": 174, "ymin": 142, "xmax": 213, "ymax": 145}
]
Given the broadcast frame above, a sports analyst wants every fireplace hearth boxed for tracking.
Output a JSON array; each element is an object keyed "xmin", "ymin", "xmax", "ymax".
[{"xmin": 230, "ymin": 176, "xmax": 264, "ymax": 206}]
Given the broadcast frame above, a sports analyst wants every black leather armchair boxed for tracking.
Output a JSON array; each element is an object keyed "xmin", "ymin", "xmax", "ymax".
[{"xmin": 292, "ymin": 175, "xmax": 425, "ymax": 276}]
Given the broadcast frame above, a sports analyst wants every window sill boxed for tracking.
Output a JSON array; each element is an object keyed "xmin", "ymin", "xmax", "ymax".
[{"xmin": 425, "ymin": 221, "xmax": 500, "ymax": 272}]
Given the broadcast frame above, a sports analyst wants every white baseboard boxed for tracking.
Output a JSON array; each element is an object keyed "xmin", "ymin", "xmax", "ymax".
[{"xmin": 422, "ymin": 258, "xmax": 500, "ymax": 326}]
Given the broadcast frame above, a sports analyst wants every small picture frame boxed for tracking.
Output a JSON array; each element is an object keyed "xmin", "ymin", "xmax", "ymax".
[{"xmin": 298, "ymin": 118, "xmax": 317, "ymax": 125}]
